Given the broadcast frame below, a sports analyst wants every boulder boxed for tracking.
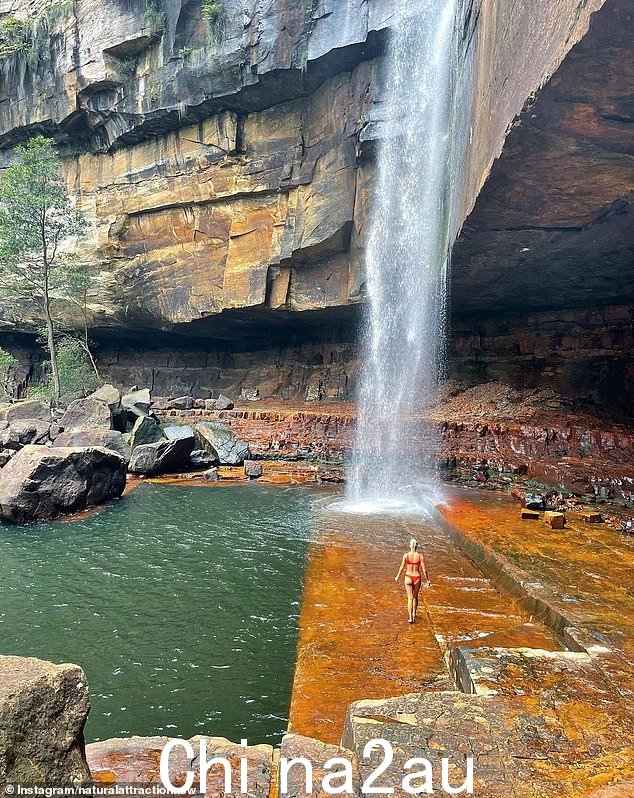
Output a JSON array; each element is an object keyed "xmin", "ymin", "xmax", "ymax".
[
  {"xmin": 128, "ymin": 415, "xmax": 164, "ymax": 448},
  {"xmin": 88, "ymin": 384, "xmax": 121, "ymax": 412},
  {"xmin": 59, "ymin": 397, "xmax": 112, "ymax": 432},
  {"xmin": 164, "ymin": 424, "xmax": 196, "ymax": 442},
  {"xmin": 215, "ymin": 394, "xmax": 235, "ymax": 411},
  {"xmin": 0, "ymin": 450, "xmax": 13, "ymax": 468},
  {"xmin": 48, "ymin": 423, "xmax": 62, "ymax": 441},
  {"xmin": 150, "ymin": 397, "xmax": 170, "ymax": 411},
  {"xmin": 0, "ymin": 446, "xmax": 127, "ymax": 523},
  {"xmin": 89, "ymin": 384, "xmax": 127, "ymax": 430},
  {"xmin": 0, "ymin": 399, "xmax": 51, "ymax": 424},
  {"xmin": 190, "ymin": 449, "xmax": 217, "ymax": 468},
  {"xmin": 121, "ymin": 388, "xmax": 151, "ymax": 419},
  {"xmin": 0, "ymin": 420, "xmax": 50, "ymax": 450},
  {"xmin": 128, "ymin": 437, "xmax": 195, "ymax": 475},
  {"xmin": 240, "ymin": 388, "xmax": 260, "ymax": 401},
  {"xmin": 195, "ymin": 422, "xmax": 250, "ymax": 465},
  {"xmin": 0, "ymin": 655, "xmax": 91, "ymax": 789},
  {"xmin": 203, "ymin": 467, "xmax": 219, "ymax": 482},
  {"xmin": 168, "ymin": 395, "xmax": 194, "ymax": 410},
  {"xmin": 54, "ymin": 429, "xmax": 132, "ymax": 463},
  {"xmin": 244, "ymin": 460, "xmax": 263, "ymax": 478}
]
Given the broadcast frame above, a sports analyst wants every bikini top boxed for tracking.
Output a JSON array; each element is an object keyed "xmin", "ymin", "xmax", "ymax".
[{"xmin": 405, "ymin": 556, "xmax": 421, "ymax": 566}]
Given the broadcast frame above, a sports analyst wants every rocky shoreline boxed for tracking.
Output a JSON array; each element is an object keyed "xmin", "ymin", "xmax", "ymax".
[{"xmin": 1, "ymin": 380, "xmax": 632, "ymax": 525}]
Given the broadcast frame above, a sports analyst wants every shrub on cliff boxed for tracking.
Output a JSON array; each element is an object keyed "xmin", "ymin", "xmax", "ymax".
[{"xmin": 202, "ymin": 1, "xmax": 226, "ymax": 41}]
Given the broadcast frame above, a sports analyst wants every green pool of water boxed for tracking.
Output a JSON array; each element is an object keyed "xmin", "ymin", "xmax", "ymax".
[{"xmin": 0, "ymin": 482, "xmax": 321, "ymax": 743}]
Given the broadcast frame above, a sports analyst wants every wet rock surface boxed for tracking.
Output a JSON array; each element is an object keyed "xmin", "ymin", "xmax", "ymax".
[
  {"xmin": 437, "ymin": 490, "xmax": 634, "ymax": 668},
  {"xmin": 161, "ymin": 386, "xmax": 634, "ymax": 501},
  {"xmin": 0, "ymin": 445, "xmax": 127, "ymax": 522},
  {"xmin": 288, "ymin": 504, "xmax": 558, "ymax": 745},
  {"xmin": 0, "ymin": 656, "xmax": 90, "ymax": 790},
  {"xmin": 343, "ymin": 686, "xmax": 633, "ymax": 796},
  {"xmin": 87, "ymin": 735, "xmax": 274, "ymax": 795}
]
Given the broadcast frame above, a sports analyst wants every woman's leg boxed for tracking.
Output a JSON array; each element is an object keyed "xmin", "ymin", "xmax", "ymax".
[
  {"xmin": 404, "ymin": 579, "xmax": 414, "ymax": 622},
  {"xmin": 412, "ymin": 580, "xmax": 422, "ymax": 618}
]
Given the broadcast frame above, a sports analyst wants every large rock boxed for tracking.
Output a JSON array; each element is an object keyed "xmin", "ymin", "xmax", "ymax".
[
  {"xmin": 168, "ymin": 395, "xmax": 194, "ymax": 410},
  {"xmin": 59, "ymin": 397, "xmax": 112, "ymax": 431},
  {"xmin": 0, "ymin": 400, "xmax": 51, "ymax": 424},
  {"xmin": 0, "ymin": 420, "xmax": 50, "ymax": 450},
  {"xmin": 128, "ymin": 438, "xmax": 195, "ymax": 475},
  {"xmin": 0, "ymin": 655, "xmax": 90, "ymax": 789},
  {"xmin": 196, "ymin": 422, "xmax": 250, "ymax": 465},
  {"xmin": 244, "ymin": 460, "xmax": 263, "ymax": 478},
  {"xmin": 0, "ymin": 445, "xmax": 127, "ymax": 523},
  {"xmin": 128, "ymin": 415, "xmax": 163, "ymax": 448},
  {"xmin": 215, "ymin": 394, "xmax": 235, "ymax": 411},
  {"xmin": 88, "ymin": 384, "xmax": 121, "ymax": 412},
  {"xmin": 121, "ymin": 388, "xmax": 151, "ymax": 419},
  {"xmin": 54, "ymin": 428, "xmax": 132, "ymax": 463},
  {"xmin": 163, "ymin": 424, "xmax": 196, "ymax": 443}
]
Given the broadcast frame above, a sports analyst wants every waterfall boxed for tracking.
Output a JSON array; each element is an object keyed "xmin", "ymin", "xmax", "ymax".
[{"xmin": 347, "ymin": 0, "xmax": 466, "ymax": 510}]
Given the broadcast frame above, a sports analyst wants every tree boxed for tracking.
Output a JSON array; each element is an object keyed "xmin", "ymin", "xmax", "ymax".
[
  {"xmin": 0, "ymin": 135, "xmax": 87, "ymax": 400},
  {"xmin": 0, "ymin": 346, "xmax": 18, "ymax": 398}
]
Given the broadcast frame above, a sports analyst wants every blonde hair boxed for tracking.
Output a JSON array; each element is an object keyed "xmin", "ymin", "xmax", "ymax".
[{"xmin": 409, "ymin": 538, "xmax": 418, "ymax": 551}]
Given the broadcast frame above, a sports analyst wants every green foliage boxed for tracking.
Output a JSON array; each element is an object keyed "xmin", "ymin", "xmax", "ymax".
[
  {"xmin": 119, "ymin": 56, "xmax": 137, "ymax": 74},
  {"xmin": 144, "ymin": 0, "xmax": 167, "ymax": 35},
  {"xmin": 0, "ymin": 16, "xmax": 31, "ymax": 59},
  {"xmin": 304, "ymin": 0, "xmax": 319, "ymax": 35},
  {"xmin": 0, "ymin": 2, "xmax": 73, "ymax": 79},
  {"xmin": 178, "ymin": 45, "xmax": 193, "ymax": 58},
  {"xmin": 56, "ymin": 336, "xmax": 99, "ymax": 395},
  {"xmin": 26, "ymin": 380, "xmax": 53, "ymax": 400},
  {"xmin": 0, "ymin": 135, "xmax": 90, "ymax": 400},
  {"xmin": 0, "ymin": 346, "xmax": 18, "ymax": 398},
  {"xmin": 298, "ymin": 0, "xmax": 319, "ymax": 73},
  {"xmin": 0, "ymin": 136, "xmax": 87, "ymax": 298},
  {"xmin": 201, "ymin": 1, "xmax": 226, "ymax": 42}
]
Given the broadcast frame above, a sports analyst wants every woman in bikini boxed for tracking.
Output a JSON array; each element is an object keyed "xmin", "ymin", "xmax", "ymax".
[{"xmin": 395, "ymin": 538, "xmax": 430, "ymax": 624}]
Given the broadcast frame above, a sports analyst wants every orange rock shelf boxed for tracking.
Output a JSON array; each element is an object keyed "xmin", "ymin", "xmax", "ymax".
[
  {"xmin": 436, "ymin": 488, "xmax": 634, "ymax": 670},
  {"xmin": 288, "ymin": 495, "xmax": 559, "ymax": 745}
]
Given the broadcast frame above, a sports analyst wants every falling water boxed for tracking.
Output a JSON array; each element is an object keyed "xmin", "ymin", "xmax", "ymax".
[{"xmin": 347, "ymin": 0, "xmax": 466, "ymax": 510}]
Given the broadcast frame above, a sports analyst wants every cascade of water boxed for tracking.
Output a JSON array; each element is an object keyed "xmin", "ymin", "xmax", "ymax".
[{"xmin": 347, "ymin": 0, "xmax": 466, "ymax": 511}]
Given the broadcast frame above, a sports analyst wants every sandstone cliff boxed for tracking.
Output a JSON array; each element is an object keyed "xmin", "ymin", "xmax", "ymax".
[
  {"xmin": 0, "ymin": 0, "xmax": 631, "ymax": 413},
  {"xmin": 0, "ymin": 0, "xmax": 606, "ymax": 330}
]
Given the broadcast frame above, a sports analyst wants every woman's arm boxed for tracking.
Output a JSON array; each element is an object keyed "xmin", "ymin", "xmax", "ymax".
[
  {"xmin": 395, "ymin": 554, "xmax": 406, "ymax": 581},
  {"xmin": 420, "ymin": 555, "xmax": 431, "ymax": 586}
]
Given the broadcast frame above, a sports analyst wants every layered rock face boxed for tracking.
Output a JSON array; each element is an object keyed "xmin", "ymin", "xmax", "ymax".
[{"xmin": 0, "ymin": 0, "xmax": 630, "ymax": 413}]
